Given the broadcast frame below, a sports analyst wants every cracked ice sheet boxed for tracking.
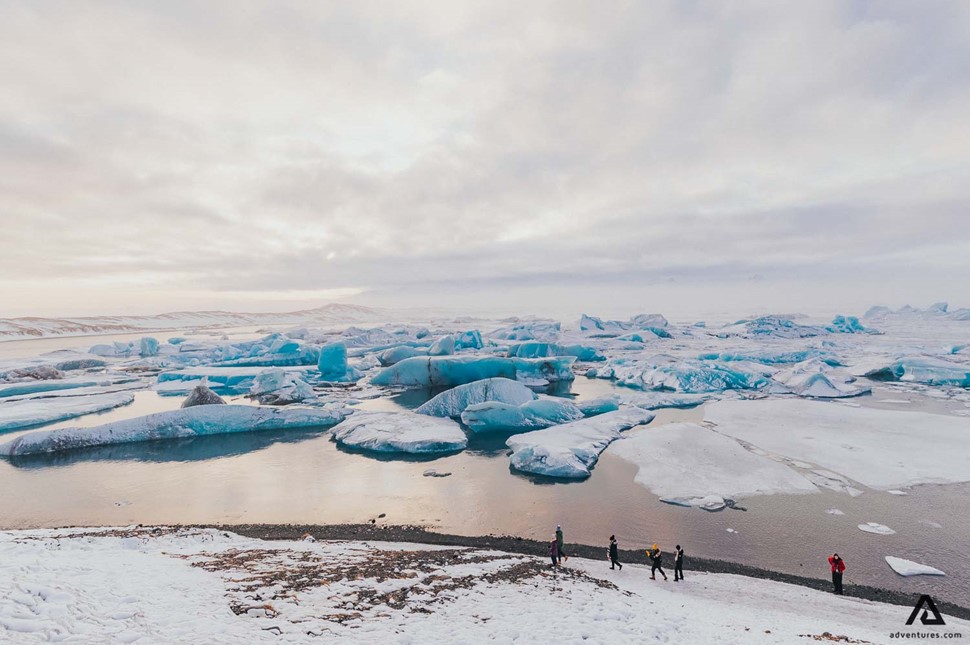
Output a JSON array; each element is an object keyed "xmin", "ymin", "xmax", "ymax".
[
  {"xmin": 608, "ymin": 423, "xmax": 818, "ymax": 505},
  {"xmin": 2, "ymin": 527, "xmax": 966, "ymax": 644},
  {"xmin": 704, "ymin": 399, "xmax": 970, "ymax": 490}
]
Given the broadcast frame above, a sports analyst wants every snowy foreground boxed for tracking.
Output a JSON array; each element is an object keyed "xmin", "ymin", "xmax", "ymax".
[{"xmin": 2, "ymin": 528, "xmax": 964, "ymax": 645}]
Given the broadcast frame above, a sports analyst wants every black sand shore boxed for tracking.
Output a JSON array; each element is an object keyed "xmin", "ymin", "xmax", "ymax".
[{"xmin": 198, "ymin": 522, "xmax": 970, "ymax": 622}]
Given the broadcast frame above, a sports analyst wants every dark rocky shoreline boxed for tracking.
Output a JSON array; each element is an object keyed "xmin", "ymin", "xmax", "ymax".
[{"xmin": 199, "ymin": 522, "xmax": 970, "ymax": 622}]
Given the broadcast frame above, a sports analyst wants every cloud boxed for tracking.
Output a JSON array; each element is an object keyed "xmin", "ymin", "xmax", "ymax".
[{"xmin": 0, "ymin": 0, "xmax": 967, "ymax": 316}]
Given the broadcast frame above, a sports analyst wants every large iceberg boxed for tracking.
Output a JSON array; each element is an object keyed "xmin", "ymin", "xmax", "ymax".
[
  {"xmin": 462, "ymin": 398, "xmax": 584, "ymax": 432},
  {"xmin": 428, "ymin": 335, "xmax": 455, "ymax": 356},
  {"xmin": 331, "ymin": 411, "xmax": 467, "ymax": 454},
  {"xmin": 609, "ymin": 422, "xmax": 818, "ymax": 507},
  {"xmin": 0, "ymin": 392, "xmax": 135, "ymax": 432},
  {"xmin": 863, "ymin": 356, "xmax": 970, "ymax": 387},
  {"xmin": 617, "ymin": 360, "xmax": 769, "ymax": 393},
  {"xmin": 505, "ymin": 408, "xmax": 654, "ymax": 478},
  {"xmin": 371, "ymin": 356, "xmax": 575, "ymax": 389},
  {"xmin": 704, "ymin": 399, "xmax": 970, "ymax": 490},
  {"xmin": 250, "ymin": 369, "xmax": 316, "ymax": 405},
  {"xmin": 771, "ymin": 360, "xmax": 870, "ymax": 398},
  {"xmin": 0, "ymin": 405, "xmax": 349, "ymax": 457},
  {"xmin": 507, "ymin": 342, "xmax": 604, "ymax": 362},
  {"xmin": 414, "ymin": 377, "xmax": 535, "ymax": 417}
]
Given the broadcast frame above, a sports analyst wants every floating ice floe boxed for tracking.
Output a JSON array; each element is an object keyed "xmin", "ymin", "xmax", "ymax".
[
  {"xmin": 698, "ymin": 350, "xmax": 841, "ymax": 366},
  {"xmin": 507, "ymin": 342, "xmax": 604, "ymax": 362},
  {"xmin": 489, "ymin": 320, "xmax": 561, "ymax": 341},
  {"xmin": 884, "ymin": 556, "xmax": 945, "ymax": 577},
  {"xmin": 614, "ymin": 391, "xmax": 711, "ymax": 410},
  {"xmin": 863, "ymin": 356, "xmax": 970, "ymax": 387},
  {"xmin": 379, "ymin": 346, "xmax": 429, "ymax": 366},
  {"xmin": 181, "ymin": 385, "xmax": 226, "ymax": 408},
  {"xmin": 0, "ymin": 392, "xmax": 136, "ymax": 432},
  {"xmin": 461, "ymin": 398, "xmax": 585, "ymax": 432},
  {"xmin": 616, "ymin": 359, "xmax": 769, "ymax": 393},
  {"xmin": 609, "ymin": 423, "xmax": 818, "ymax": 506},
  {"xmin": 771, "ymin": 360, "xmax": 870, "ymax": 398},
  {"xmin": 704, "ymin": 399, "xmax": 970, "ymax": 490},
  {"xmin": 579, "ymin": 314, "xmax": 670, "ymax": 338},
  {"xmin": 157, "ymin": 367, "xmax": 313, "ymax": 392},
  {"xmin": 858, "ymin": 522, "xmax": 895, "ymax": 535},
  {"xmin": 506, "ymin": 408, "xmax": 654, "ymax": 479},
  {"xmin": 415, "ymin": 378, "xmax": 535, "ymax": 417},
  {"xmin": 331, "ymin": 411, "xmax": 467, "ymax": 454},
  {"xmin": 826, "ymin": 508, "xmax": 845, "ymax": 516},
  {"xmin": 717, "ymin": 315, "xmax": 829, "ymax": 339},
  {"xmin": 0, "ymin": 376, "xmax": 123, "ymax": 399},
  {"xmin": 575, "ymin": 397, "xmax": 620, "ymax": 416},
  {"xmin": 0, "ymin": 405, "xmax": 349, "ymax": 456},
  {"xmin": 371, "ymin": 356, "xmax": 575, "ymax": 389}
]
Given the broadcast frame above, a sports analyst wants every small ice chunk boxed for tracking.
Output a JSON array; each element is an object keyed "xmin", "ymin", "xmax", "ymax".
[
  {"xmin": 858, "ymin": 522, "xmax": 896, "ymax": 535},
  {"xmin": 331, "ymin": 411, "xmax": 467, "ymax": 454},
  {"xmin": 885, "ymin": 556, "xmax": 945, "ymax": 577},
  {"xmin": 887, "ymin": 490, "xmax": 908, "ymax": 496},
  {"xmin": 826, "ymin": 508, "xmax": 845, "ymax": 515}
]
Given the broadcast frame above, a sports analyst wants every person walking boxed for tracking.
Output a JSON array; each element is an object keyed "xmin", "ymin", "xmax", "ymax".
[
  {"xmin": 549, "ymin": 538, "xmax": 559, "ymax": 567},
  {"xmin": 556, "ymin": 525, "xmax": 568, "ymax": 564},
  {"xmin": 609, "ymin": 535, "xmax": 622, "ymax": 570},
  {"xmin": 648, "ymin": 544, "xmax": 667, "ymax": 581},
  {"xmin": 674, "ymin": 544, "xmax": 685, "ymax": 581},
  {"xmin": 828, "ymin": 553, "xmax": 846, "ymax": 595}
]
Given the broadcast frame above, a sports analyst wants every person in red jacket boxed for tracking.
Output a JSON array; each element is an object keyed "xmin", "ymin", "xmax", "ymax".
[{"xmin": 828, "ymin": 553, "xmax": 846, "ymax": 595}]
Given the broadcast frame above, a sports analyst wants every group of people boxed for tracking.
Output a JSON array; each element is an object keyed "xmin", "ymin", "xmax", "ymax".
[
  {"xmin": 549, "ymin": 527, "xmax": 847, "ymax": 596},
  {"xmin": 548, "ymin": 527, "xmax": 685, "ymax": 582}
]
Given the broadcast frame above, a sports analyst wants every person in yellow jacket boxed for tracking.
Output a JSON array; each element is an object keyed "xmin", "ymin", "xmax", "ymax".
[{"xmin": 647, "ymin": 544, "xmax": 667, "ymax": 581}]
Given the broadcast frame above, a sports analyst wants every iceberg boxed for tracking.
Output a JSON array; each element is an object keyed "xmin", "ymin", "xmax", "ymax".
[
  {"xmin": 0, "ymin": 377, "xmax": 122, "ymax": 399},
  {"xmin": 250, "ymin": 369, "xmax": 316, "ymax": 405},
  {"xmin": 616, "ymin": 391, "xmax": 711, "ymax": 410},
  {"xmin": 378, "ymin": 346, "xmax": 428, "ymax": 366},
  {"xmin": 0, "ymin": 392, "xmax": 135, "ymax": 432},
  {"xmin": 609, "ymin": 423, "xmax": 818, "ymax": 505},
  {"xmin": 579, "ymin": 314, "xmax": 670, "ymax": 338},
  {"xmin": 181, "ymin": 385, "xmax": 226, "ymax": 408},
  {"xmin": 698, "ymin": 350, "xmax": 841, "ymax": 366},
  {"xmin": 826, "ymin": 315, "xmax": 880, "ymax": 335},
  {"xmin": 618, "ymin": 360, "xmax": 768, "ymax": 393},
  {"xmin": 704, "ymin": 399, "xmax": 970, "ymax": 490},
  {"xmin": 489, "ymin": 321, "xmax": 561, "ymax": 341},
  {"xmin": 331, "ymin": 411, "xmax": 467, "ymax": 454},
  {"xmin": 718, "ymin": 316, "xmax": 829, "ymax": 339},
  {"xmin": 139, "ymin": 337, "xmax": 160, "ymax": 357},
  {"xmin": 505, "ymin": 408, "xmax": 654, "ymax": 479},
  {"xmin": 318, "ymin": 342, "xmax": 361, "ymax": 382},
  {"xmin": 428, "ymin": 335, "xmax": 455, "ymax": 356},
  {"xmin": 884, "ymin": 556, "xmax": 945, "ymax": 577},
  {"xmin": 772, "ymin": 360, "xmax": 870, "ymax": 398},
  {"xmin": 371, "ymin": 356, "xmax": 576, "ymax": 389},
  {"xmin": 0, "ymin": 405, "xmax": 349, "ymax": 457},
  {"xmin": 157, "ymin": 367, "xmax": 313, "ymax": 392},
  {"xmin": 863, "ymin": 356, "xmax": 970, "ymax": 387},
  {"xmin": 507, "ymin": 342, "xmax": 604, "ymax": 362},
  {"xmin": 461, "ymin": 398, "xmax": 585, "ymax": 432},
  {"xmin": 575, "ymin": 397, "xmax": 620, "ymax": 416},
  {"xmin": 455, "ymin": 330, "xmax": 484, "ymax": 350},
  {"xmin": 414, "ymin": 377, "xmax": 535, "ymax": 417}
]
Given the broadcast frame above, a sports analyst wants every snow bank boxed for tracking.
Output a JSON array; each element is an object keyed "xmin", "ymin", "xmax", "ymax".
[
  {"xmin": 609, "ymin": 423, "xmax": 818, "ymax": 505},
  {"xmin": 0, "ymin": 405, "xmax": 348, "ymax": 456},
  {"xmin": 704, "ymin": 399, "xmax": 970, "ymax": 489},
  {"xmin": 371, "ymin": 356, "xmax": 575, "ymax": 389},
  {"xmin": 461, "ymin": 398, "xmax": 585, "ymax": 432},
  {"xmin": 414, "ymin": 377, "xmax": 535, "ymax": 417},
  {"xmin": 506, "ymin": 408, "xmax": 654, "ymax": 478},
  {"xmin": 0, "ymin": 392, "xmax": 135, "ymax": 432},
  {"xmin": 331, "ymin": 411, "xmax": 467, "ymax": 454}
]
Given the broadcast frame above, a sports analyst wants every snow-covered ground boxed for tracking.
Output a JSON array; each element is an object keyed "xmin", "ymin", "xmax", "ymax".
[{"xmin": 1, "ymin": 527, "xmax": 964, "ymax": 644}]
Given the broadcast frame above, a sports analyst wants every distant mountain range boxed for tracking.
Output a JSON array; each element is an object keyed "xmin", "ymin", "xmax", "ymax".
[{"xmin": 0, "ymin": 304, "xmax": 388, "ymax": 340}]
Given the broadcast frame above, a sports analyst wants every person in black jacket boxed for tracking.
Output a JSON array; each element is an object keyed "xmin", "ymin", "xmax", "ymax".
[
  {"xmin": 674, "ymin": 544, "xmax": 685, "ymax": 581},
  {"xmin": 649, "ymin": 544, "xmax": 668, "ymax": 581},
  {"xmin": 609, "ymin": 535, "xmax": 622, "ymax": 570}
]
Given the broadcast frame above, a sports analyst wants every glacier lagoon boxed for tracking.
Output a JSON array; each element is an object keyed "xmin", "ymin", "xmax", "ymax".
[{"xmin": 0, "ymin": 307, "xmax": 969, "ymax": 606}]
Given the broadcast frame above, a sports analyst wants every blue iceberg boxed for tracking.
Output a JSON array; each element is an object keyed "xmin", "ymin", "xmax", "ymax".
[
  {"xmin": 507, "ymin": 342, "xmax": 604, "ymax": 362},
  {"xmin": 317, "ymin": 342, "xmax": 362, "ymax": 382},
  {"xmin": 0, "ymin": 405, "xmax": 349, "ymax": 456},
  {"xmin": 415, "ymin": 377, "xmax": 536, "ymax": 417},
  {"xmin": 506, "ymin": 408, "xmax": 655, "ymax": 478},
  {"xmin": 864, "ymin": 357, "xmax": 970, "ymax": 387},
  {"xmin": 698, "ymin": 350, "xmax": 841, "ymax": 366},
  {"xmin": 428, "ymin": 335, "xmax": 455, "ymax": 356},
  {"xmin": 827, "ymin": 315, "xmax": 880, "ymax": 335},
  {"xmin": 461, "ymin": 398, "xmax": 584, "ymax": 432},
  {"xmin": 489, "ymin": 321, "xmax": 561, "ymax": 341},
  {"xmin": 618, "ymin": 360, "xmax": 769, "ymax": 393},
  {"xmin": 371, "ymin": 356, "xmax": 576, "ymax": 389},
  {"xmin": 379, "ymin": 345, "xmax": 428, "ymax": 366},
  {"xmin": 455, "ymin": 330, "xmax": 484, "ymax": 350},
  {"xmin": 331, "ymin": 411, "xmax": 467, "ymax": 454}
]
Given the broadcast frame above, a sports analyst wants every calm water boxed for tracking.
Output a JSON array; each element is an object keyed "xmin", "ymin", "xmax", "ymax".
[{"xmin": 0, "ymin": 374, "xmax": 967, "ymax": 607}]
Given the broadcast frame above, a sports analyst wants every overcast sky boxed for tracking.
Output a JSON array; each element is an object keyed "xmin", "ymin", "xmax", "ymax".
[{"xmin": 2, "ymin": 1, "xmax": 968, "ymax": 319}]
